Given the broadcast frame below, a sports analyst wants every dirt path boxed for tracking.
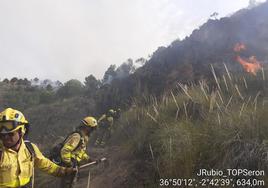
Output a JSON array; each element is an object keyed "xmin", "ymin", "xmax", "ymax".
[{"xmin": 75, "ymin": 146, "xmax": 132, "ymax": 188}]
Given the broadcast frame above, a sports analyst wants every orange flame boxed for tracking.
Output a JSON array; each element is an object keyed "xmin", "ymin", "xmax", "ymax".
[
  {"xmin": 236, "ymin": 55, "xmax": 262, "ymax": 75},
  {"xmin": 233, "ymin": 43, "xmax": 246, "ymax": 52}
]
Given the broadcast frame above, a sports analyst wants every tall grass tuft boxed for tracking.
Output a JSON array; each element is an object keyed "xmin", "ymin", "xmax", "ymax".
[{"xmin": 111, "ymin": 68, "xmax": 268, "ymax": 187}]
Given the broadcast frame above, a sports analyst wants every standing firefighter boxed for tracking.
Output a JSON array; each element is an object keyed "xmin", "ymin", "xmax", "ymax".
[
  {"xmin": 0, "ymin": 108, "xmax": 76, "ymax": 188},
  {"xmin": 60, "ymin": 116, "xmax": 98, "ymax": 188},
  {"xmin": 95, "ymin": 108, "xmax": 121, "ymax": 147}
]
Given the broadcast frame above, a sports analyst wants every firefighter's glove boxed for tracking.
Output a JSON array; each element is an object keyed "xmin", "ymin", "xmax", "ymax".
[{"xmin": 65, "ymin": 167, "xmax": 78, "ymax": 176}]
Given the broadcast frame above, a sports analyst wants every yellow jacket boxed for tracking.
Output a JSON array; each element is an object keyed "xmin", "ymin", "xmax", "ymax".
[
  {"xmin": 0, "ymin": 140, "xmax": 67, "ymax": 188},
  {"xmin": 60, "ymin": 132, "xmax": 89, "ymax": 166}
]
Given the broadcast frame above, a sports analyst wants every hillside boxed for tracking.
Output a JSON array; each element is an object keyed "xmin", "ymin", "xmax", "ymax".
[
  {"xmin": 36, "ymin": 65, "xmax": 268, "ymax": 188},
  {"xmin": 110, "ymin": 1, "xmax": 268, "ymax": 100},
  {"xmin": 0, "ymin": 2, "xmax": 268, "ymax": 188}
]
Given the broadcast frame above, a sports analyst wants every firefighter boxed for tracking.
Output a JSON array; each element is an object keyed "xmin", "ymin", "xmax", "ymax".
[
  {"xmin": 60, "ymin": 116, "xmax": 98, "ymax": 188},
  {"xmin": 95, "ymin": 108, "xmax": 120, "ymax": 147},
  {"xmin": 0, "ymin": 108, "xmax": 76, "ymax": 188},
  {"xmin": 114, "ymin": 108, "xmax": 121, "ymax": 120}
]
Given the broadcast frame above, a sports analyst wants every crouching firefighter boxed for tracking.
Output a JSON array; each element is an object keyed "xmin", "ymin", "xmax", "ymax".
[
  {"xmin": 0, "ymin": 108, "xmax": 76, "ymax": 188},
  {"xmin": 58, "ymin": 116, "xmax": 98, "ymax": 188}
]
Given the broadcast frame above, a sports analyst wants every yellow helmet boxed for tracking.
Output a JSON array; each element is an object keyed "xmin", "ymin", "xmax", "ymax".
[
  {"xmin": 109, "ymin": 109, "xmax": 115, "ymax": 113},
  {"xmin": 0, "ymin": 108, "xmax": 28, "ymax": 134},
  {"xmin": 107, "ymin": 109, "xmax": 115, "ymax": 116},
  {"xmin": 81, "ymin": 116, "xmax": 97, "ymax": 128}
]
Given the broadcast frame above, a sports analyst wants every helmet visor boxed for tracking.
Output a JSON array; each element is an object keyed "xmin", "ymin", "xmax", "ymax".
[{"xmin": 0, "ymin": 121, "xmax": 22, "ymax": 133}]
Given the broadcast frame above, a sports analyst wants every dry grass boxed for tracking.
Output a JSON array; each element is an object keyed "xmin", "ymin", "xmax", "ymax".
[{"xmin": 115, "ymin": 66, "xmax": 268, "ymax": 187}]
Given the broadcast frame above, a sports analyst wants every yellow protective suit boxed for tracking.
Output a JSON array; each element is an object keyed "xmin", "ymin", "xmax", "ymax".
[
  {"xmin": 60, "ymin": 132, "xmax": 89, "ymax": 166},
  {"xmin": 0, "ymin": 140, "xmax": 67, "ymax": 187}
]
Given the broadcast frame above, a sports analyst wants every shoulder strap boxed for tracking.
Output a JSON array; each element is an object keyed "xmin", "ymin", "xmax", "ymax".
[
  {"xmin": 0, "ymin": 143, "xmax": 3, "ymax": 161},
  {"xmin": 24, "ymin": 140, "xmax": 36, "ymax": 159},
  {"xmin": 73, "ymin": 131, "xmax": 83, "ymax": 151}
]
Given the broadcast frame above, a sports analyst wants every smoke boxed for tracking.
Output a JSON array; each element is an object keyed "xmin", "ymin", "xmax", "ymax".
[{"xmin": 0, "ymin": 0, "xmax": 254, "ymax": 82}]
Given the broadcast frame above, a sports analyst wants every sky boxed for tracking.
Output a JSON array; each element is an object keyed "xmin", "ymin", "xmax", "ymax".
[{"xmin": 0, "ymin": 0, "xmax": 265, "ymax": 82}]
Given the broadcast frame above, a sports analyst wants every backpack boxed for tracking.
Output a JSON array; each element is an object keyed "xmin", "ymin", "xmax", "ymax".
[{"xmin": 48, "ymin": 131, "xmax": 83, "ymax": 164}]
